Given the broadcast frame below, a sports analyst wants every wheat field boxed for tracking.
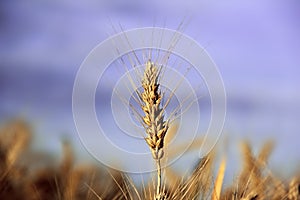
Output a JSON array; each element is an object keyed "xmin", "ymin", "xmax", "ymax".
[{"xmin": 0, "ymin": 109, "xmax": 299, "ymax": 199}]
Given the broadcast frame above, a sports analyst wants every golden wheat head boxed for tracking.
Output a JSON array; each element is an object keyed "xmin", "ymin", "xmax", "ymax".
[{"xmin": 141, "ymin": 61, "xmax": 169, "ymax": 161}]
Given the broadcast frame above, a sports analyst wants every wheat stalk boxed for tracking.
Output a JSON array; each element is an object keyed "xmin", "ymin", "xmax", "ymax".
[{"xmin": 140, "ymin": 60, "xmax": 169, "ymax": 200}]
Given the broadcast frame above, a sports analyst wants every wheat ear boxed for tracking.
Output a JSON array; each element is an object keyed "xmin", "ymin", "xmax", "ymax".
[{"xmin": 141, "ymin": 60, "xmax": 169, "ymax": 199}]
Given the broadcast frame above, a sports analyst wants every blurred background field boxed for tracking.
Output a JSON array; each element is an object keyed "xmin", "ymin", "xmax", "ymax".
[
  {"xmin": 0, "ymin": 0, "xmax": 300, "ymax": 189},
  {"xmin": 0, "ymin": 120, "xmax": 299, "ymax": 199}
]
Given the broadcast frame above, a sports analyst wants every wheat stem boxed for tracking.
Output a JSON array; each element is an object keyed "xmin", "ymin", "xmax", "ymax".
[{"xmin": 156, "ymin": 158, "xmax": 162, "ymax": 199}]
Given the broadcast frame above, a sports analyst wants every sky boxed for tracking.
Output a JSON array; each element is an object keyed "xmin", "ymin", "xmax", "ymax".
[{"xmin": 0, "ymin": 0, "xmax": 300, "ymax": 176}]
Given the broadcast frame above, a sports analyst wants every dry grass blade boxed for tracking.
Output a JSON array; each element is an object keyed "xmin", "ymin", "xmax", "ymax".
[
  {"xmin": 212, "ymin": 155, "xmax": 227, "ymax": 200},
  {"xmin": 84, "ymin": 183, "xmax": 103, "ymax": 200},
  {"xmin": 167, "ymin": 153, "xmax": 214, "ymax": 200}
]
